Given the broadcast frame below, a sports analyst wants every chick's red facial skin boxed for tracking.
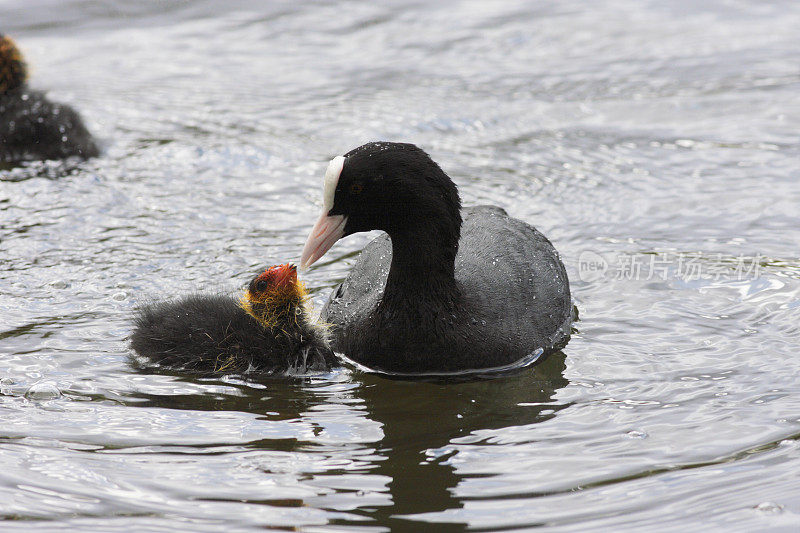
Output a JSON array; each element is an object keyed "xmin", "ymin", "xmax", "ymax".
[{"xmin": 248, "ymin": 264, "xmax": 298, "ymax": 300}]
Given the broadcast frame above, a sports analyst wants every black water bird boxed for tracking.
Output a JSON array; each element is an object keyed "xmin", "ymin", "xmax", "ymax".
[{"xmin": 300, "ymin": 142, "xmax": 572, "ymax": 374}]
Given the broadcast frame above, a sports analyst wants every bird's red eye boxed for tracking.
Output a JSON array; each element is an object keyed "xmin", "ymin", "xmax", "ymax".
[{"xmin": 350, "ymin": 183, "xmax": 363, "ymax": 195}]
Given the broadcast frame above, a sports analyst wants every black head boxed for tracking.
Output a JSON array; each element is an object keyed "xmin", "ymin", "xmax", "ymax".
[
  {"xmin": 0, "ymin": 35, "xmax": 28, "ymax": 94},
  {"xmin": 334, "ymin": 142, "xmax": 460, "ymax": 235},
  {"xmin": 300, "ymin": 142, "xmax": 462, "ymax": 268}
]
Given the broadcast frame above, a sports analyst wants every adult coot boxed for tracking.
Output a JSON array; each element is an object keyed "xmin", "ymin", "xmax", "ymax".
[
  {"xmin": 131, "ymin": 264, "xmax": 335, "ymax": 374},
  {"xmin": 300, "ymin": 142, "xmax": 572, "ymax": 374},
  {"xmin": 0, "ymin": 34, "xmax": 99, "ymax": 162}
]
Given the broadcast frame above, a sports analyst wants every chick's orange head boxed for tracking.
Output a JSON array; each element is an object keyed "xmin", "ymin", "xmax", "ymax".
[
  {"xmin": 0, "ymin": 35, "xmax": 27, "ymax": 93},
  {"xmin": 247, "ymin": 264, "xmax": 299, "ymax": 302}
]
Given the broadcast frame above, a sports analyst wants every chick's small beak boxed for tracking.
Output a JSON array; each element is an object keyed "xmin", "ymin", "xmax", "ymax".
[
  {"xmin": 299, "ymin": 212, "xmax": 347, "ymax": 269},
  {"xmin": 271, "ymin": 264, "xmax": 298, "ymax": 290}
]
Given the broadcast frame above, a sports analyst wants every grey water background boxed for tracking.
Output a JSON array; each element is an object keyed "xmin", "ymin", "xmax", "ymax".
[{"xmin": 1, "ymin": 0, "xmax": 799, "ymax": 530}]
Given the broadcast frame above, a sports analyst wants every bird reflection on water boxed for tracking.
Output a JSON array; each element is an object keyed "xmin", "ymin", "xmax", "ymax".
[{"xmin": 125, "ymin": 353, "xmax": 568, "ymax": 529}]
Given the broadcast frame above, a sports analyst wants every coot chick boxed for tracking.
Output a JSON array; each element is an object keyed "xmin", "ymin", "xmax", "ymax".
[
  {"xmin": 300, "ymin": 142, "xmax": 572, "ymax": 374},
  {"xmin": 0, "ymin": 34, "xmax": 99, "ymax": 163},
  {"xmin": 130, "ymin": 264, "xmax": 335, "ymax": 374}
]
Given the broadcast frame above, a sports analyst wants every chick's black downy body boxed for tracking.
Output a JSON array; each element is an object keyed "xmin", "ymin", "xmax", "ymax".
[{"xmin": 1, "ymin": 88, "xmax": 99, "ymax": 162}]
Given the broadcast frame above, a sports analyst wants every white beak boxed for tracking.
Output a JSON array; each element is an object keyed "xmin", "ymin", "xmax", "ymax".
[
  {"xmin": 299, "ymin": 155, "xmax": 347, "ymax": 269},
  {"xmin": 299, "ymin": 212, "xmax": 347, "ymax": 269}
]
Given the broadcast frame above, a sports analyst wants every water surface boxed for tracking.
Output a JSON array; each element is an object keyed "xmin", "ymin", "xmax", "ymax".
[{"xmin": 1, "ymin": 1, "xmax": 799, "ymax": 530}]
